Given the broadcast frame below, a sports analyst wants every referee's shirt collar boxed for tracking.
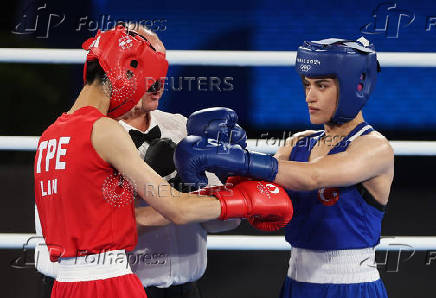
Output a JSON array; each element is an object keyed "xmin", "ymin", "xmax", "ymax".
[{"xmin": 119, "ymin": 113, "xmax": 159, "ymax": 133}]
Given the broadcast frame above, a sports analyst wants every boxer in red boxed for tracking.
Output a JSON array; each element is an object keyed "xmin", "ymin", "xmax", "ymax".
[{"xmin": 34, "ymin": 23, "xmax": 293, "ymax": 298}]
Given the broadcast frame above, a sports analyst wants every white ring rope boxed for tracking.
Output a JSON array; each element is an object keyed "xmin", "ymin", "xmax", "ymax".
[
  {"xmin": 0, "ymin": 136, "xmax": 435, "ymax": 156},
  {"xmin": 0, "ymin": 233, "xmax": 434, "ymax": 251},
  {"xmin": 1, "ymin": 48, "xmax": 436, "ymax": 67}
]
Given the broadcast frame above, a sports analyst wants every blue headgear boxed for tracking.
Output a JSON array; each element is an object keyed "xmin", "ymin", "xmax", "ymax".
[{"xmin": 295, "ymin": 37, "xmax": 380, "ymax": 124}]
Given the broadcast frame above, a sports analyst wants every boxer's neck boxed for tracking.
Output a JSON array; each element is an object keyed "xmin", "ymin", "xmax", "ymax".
[
  {"xmin": 69, "ymin": 84, "xmax": 109, "ymax": 115},
  {"xmin": 323, "ymin": 111, "xmax": 364, "ymax": 139}
]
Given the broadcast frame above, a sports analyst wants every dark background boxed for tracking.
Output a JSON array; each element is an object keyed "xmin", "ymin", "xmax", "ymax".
[{"xmin": 1, "ymin": 0, "xmax": 436, "ymax": 297}]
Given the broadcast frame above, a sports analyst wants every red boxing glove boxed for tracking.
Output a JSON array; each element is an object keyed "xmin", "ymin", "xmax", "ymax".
[
  {"xmin": 225, "ymin": 176, "xmax": 252, "ymax": 187},
  {"xmin": 201, "ymin": 181, "xmax": 293, "ymax": 231}
]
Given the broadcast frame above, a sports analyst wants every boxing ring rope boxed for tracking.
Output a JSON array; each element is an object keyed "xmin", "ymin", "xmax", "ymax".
[
  {"xmin": 1, "ymin": 48, "xmax": 436, "ymax": 67},
  {"xmin": 1, "ymin": 233, "xmax": 435, "ymax": 251},
  {"xmin": 0, "ymin": 136, "xmax": 435, "ymax": 156}
]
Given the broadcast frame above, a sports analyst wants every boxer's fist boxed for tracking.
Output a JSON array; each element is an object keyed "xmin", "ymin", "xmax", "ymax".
[
  {"xmin": 174, "ymin": 136, "xmax": 278, "ymax": 188},
  {"xmin": 187, "ymin": 107, "xmax": 247, "ymax": 148},
  {"xmin": 199, "ymin": 181, "xmax": 293, "ymax": 231},
  {"xmin": 187, "ymin": 107, "xmax": 247, "ymax": 183},
  {"xmin": 144, "ymin": 138, "xmax": 177, "ymax": 177},
  {"xmin": 225, "ymin": 176, "xmax": 252, "ymax": 187}
]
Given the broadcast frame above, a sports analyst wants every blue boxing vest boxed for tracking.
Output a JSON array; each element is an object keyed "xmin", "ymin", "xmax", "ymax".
[{"xmin": 285, "ymin": 122, "xmax": 386, "ymax": 250}]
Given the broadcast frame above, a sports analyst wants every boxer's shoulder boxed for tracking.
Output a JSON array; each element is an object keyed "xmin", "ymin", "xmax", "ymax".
[
  {"xmin": 347, "ymin": 131, "xmax": 394, "ymax": 174},
  {"xmin": 94, "ymin": 116, "xmax": 126, "ymax": 134},
  {"xmin": 275, "ymin": 130, "xmax": 318, "ymax": 160},
  {"xmin": 289, "ymin": 130, "xmax": 320, "ymax": 144},
  {"xmin": 349, "ymin": 130, "xmax": 393, "ymax": 155},
  {"xmin": 91, "ymin": 117, "xmax": 134, "ymax": 161}
]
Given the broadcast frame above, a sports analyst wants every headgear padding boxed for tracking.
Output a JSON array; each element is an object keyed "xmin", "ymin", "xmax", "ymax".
[
  {"xmin": 295, "ymin": 37, "xmax": 380, "ymax": 124},
  {"xmin": 82, "ymin": 23, "xmax": 168, "ymax": 118}
]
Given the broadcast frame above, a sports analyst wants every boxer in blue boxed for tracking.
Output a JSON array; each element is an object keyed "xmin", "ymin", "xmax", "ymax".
[{"xmin": 175, "ymin": 37, "xmax": 394, "ymax": 297}]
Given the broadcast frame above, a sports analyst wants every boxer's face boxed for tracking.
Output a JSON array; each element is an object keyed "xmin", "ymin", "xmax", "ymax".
[{"xmin": 302, "ymin": 77, "xmax": 338, "ymax": 124}]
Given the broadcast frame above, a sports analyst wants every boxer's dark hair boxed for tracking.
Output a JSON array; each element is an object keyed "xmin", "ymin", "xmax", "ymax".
[
  {"xmin": 85, "ymin": 60, "xmax": 108, "ymax": 85},
  {"xmin": 300, "ymin": 74, "xmax": 337, "ymax": 81}
]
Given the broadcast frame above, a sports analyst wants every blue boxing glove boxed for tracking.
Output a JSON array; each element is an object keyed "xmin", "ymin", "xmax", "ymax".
[
  {"xmin": 187, "ymin": 107, "xmax": 247, "ymax": 183},
  {"xmin": 174, "ymin": 135, "xmax": 278, "ymax": 188},
  {"xmin": 187, "ymin": 107, "xmax": 247, "ymax": 148}
]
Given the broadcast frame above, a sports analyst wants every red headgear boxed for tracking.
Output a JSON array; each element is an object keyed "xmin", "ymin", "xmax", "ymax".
[{"xmin": 82, "ymin": 24, "xmax": 169, "ymax": 118}]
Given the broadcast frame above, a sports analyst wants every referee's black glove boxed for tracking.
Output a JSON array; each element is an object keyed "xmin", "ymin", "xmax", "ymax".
[{"xmin": 144, "ymin": 138, "xmax": 177, "ymax": 177}]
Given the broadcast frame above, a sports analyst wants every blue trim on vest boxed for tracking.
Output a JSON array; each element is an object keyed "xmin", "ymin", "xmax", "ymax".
[
  {"xmin": 285, "ymin": 122, "xmax": 385, "ymax": 250},
  {"xmin": 279, "ymin": 277, "xmax": 388, "ymax": 298}
]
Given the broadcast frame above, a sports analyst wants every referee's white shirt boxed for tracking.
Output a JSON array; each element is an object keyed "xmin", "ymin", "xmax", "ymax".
[{"xmin": 121, "ymin": 110, "xmax": 225, "ymax": 288}]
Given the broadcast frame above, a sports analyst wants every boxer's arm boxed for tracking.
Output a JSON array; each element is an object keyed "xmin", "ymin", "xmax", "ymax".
[
  {"xmin": 133, "ymin": 169, "xmax": 235, "ymax": 228},
  {"xmin": 134, "ymin": 171, "xmax": 241, "ymax": 230},
  {"xmin": 135, "ymin": 206, "xmax": 171, "ymax": 226},
  {"xmin": 200, "ymin": 171, "xmax": 241, "ymax": 232},
  {"xmin": 274, "ymin": 133, "xmax": 394, "ymax": 190},
  {"xmin": 134, "ymin": 169, "xmax": 241, "ymax": 230},
  {"xmin": 92, "ymin": 117, "xmax": 221, "ymax": 225}
]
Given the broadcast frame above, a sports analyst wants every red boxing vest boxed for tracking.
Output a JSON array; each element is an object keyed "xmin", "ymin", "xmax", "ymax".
[{"xmin": 34, "ymin": 106, "xmax": 137, "ymax": 261}]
